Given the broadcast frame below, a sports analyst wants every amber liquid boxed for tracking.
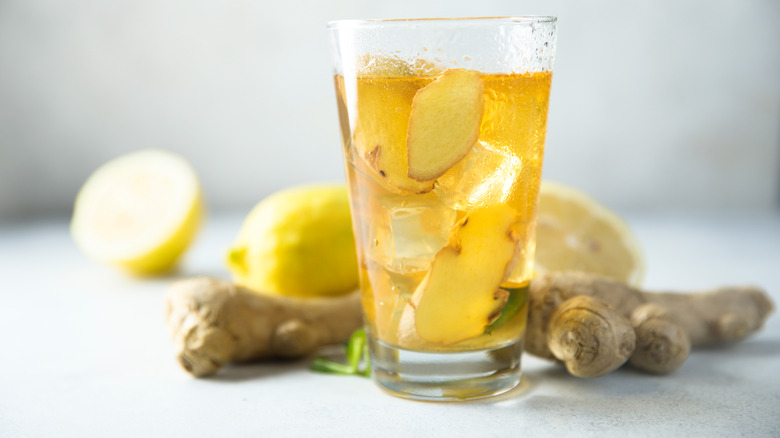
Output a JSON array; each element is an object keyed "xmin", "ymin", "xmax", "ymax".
[{"xmin": 336, "ymin": 70, "xmax": 553, "ymax": 353}]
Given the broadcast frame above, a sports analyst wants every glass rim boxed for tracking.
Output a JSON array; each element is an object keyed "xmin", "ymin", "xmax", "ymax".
[{"xmin": 327, "ymin": 16, "xmax": 557, "ymax": 30}]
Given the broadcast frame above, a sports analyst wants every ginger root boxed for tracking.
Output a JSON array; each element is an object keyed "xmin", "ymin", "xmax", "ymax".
[
  {"xmin": 166, "ymin": 272, "xmax": 773, "ymax": 379},
  {"xmin": 526, "ymin": 272, "xmax": 774, "ymax": 377},
  {"xmin": 165, "ymin": 277, "xmax": 362, "ymax": 377},
  {"xmin": 546, "ymin": 295, "xmax": 636, "ymax": 377}
]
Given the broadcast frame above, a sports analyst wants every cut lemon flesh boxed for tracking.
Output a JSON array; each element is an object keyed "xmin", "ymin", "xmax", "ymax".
[
  {"xmin": 534, "ymin": 181, "xmax": 644, "ymax": 287},
  {"xmin": 71, "ymin": 149, "xmax": 204, "ymax": 275}
]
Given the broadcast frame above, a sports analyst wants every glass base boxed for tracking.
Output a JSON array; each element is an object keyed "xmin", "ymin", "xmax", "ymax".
[{"xmin": 369, "ymin": 338, "xmax": 523, "ymax": 402}]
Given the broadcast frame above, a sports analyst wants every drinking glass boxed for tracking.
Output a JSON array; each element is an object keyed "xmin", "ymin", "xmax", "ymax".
[{"xmin": 328, "ymin": 17, "xmax": 557, "ymax": 401}]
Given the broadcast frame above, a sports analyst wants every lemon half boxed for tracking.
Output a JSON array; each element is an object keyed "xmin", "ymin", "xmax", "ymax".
[
  {"xmin": 534, "ymin": 181, "xmax": 645, "ymax": 287},
  {"xmin": 71, "ymin": 149, "xmax": 204, "ymax": 275}
]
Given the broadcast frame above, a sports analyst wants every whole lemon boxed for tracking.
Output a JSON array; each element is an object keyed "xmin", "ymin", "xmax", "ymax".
[{"xmin": 226, "ymin": 184, "xmax": 358, "ymax": 297}]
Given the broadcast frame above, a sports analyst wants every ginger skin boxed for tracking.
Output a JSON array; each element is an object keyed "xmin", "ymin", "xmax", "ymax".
[
  {"xmin": 526, "ymin": 272, "xmax": 774, "ymax": 377},
  {"xmin": 165, "ymin": 277, "xmax": 362, "ymax": 377}
]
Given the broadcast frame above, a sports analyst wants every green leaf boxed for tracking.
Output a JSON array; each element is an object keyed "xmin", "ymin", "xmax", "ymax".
[
  {"xmin": 310, "ymin": 328, "xmax": 371, "ymax": 378},
  {"xmin": 484, "ymin": 285, "xmax": 528, "ymax": 335},
  {"xmin": 345, "ymin": 328, "xmax": 365, "ymax": 367},
  {"xmin": 310, "ymin": 357, "xmax": 355, "ymax": 375},
  {"xmin": 360, "ymin": 336, "xmax": 371, "ymax": 377}
]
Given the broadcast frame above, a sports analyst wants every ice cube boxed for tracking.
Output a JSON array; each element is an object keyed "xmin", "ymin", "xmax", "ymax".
[
  {"xmin": 357, "ymin": 55, "xmax": 444, "ymax": 77},
  {"xmin": 358, "ymin": 55, "xmax": 413, "ymax": 77},
  {"xmin": 434, "ymin": 141, "xmax": 524, "ymax": 210},
  {"xmin": 366, "ymin": 193, "xmax": 457, "ymax": 274}
]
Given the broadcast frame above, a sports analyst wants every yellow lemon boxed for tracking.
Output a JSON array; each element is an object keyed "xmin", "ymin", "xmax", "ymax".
[
  {"xmin": 71, "ymin": 149, "xmax": 204, "ymax": 276},
  {"xmin": 534, "ymin": 181, "xmax": 645, "ymax": 287},
  {"xmin": 226, "ymin": 184, "xmax": 358, "ymax": 297}
]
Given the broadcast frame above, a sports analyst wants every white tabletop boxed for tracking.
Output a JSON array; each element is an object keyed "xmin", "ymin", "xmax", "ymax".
[{"xmin": 1, "ymin": 211, "xmax": 778, "ymax": 437}]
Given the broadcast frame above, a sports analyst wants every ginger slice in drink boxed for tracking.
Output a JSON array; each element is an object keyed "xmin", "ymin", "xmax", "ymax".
[
  {"xmin": 406, "ymin": 69, "xmax": 485, "ymax": 181},
  {"xmin": 352, "ymin": 76, "xmax": 434, "ymax": 194},
  {"xmin": 409, "ymin": 205, "xmax": 520, "ymax": 345}
]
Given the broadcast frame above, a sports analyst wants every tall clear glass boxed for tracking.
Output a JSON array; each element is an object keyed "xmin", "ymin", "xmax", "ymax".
[{"xmin": 328, "ymin": 17, "xmax": 557, "ymax": 401}]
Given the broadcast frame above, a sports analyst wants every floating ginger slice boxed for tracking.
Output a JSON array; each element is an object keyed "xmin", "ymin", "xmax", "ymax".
[
  {"xmin": 406, "ymin": 69, "xmax": 485, "ymax": 181},
  {"xmin": 352, "ymin": 75, "xmax": 434, "ymax": 194},
  {"xmin": 409, "ymin": 205, "xmax": 520, "ymax": 345}
]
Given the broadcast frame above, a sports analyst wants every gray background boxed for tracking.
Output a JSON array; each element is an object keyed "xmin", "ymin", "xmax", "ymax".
[{"xmin": 1, "ymin": 0, "xmax": 778, "ymax": 221}]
